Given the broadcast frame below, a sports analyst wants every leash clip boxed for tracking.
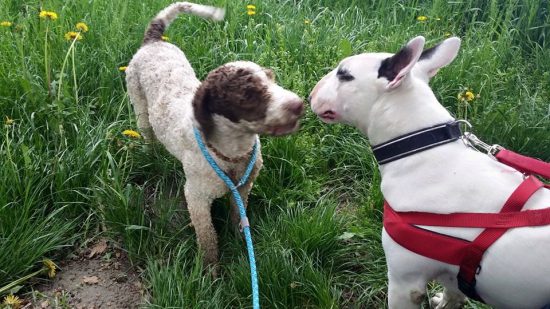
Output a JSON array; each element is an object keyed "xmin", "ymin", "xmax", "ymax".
[
  {"xmin": 463, "ymin": 132, "xmax": 502, "ymax": 158},
  {"xmin": 240, "ymin": 216, "xmax": 250, "ymax": 232}
]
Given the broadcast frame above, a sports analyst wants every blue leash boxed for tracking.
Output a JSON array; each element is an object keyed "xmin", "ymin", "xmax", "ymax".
[{"xmin": 193, "ymin": 127, "xmax": 260, "ymax": 309}]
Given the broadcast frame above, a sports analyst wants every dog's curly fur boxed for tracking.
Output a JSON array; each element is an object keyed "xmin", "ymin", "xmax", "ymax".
[{"xmin": 125, "ymin": 2, "xmax": 304, "ymax": 267}]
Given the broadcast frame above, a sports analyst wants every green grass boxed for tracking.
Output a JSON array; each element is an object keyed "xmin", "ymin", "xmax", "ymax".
[{"xmin": 1, "ymin": 0, "xmax": 549, "ymax": 308}]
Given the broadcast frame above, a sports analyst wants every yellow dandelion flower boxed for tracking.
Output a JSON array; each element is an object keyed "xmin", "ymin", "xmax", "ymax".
[
  {"xmin": 39, "ymin": 10, "xmax": 58, "ymax": 21},
  {"xmin": 161, "ymin": 35, "xmax": 169, "ymax": 41},
  {"xmin": 464, "ymin": 91, "xmax": 475, "ymax": 101},
  {"xmin": 48, "ymin": 11, "xmax": 58, "ymax": 20},
  {"xmin": 118, "ymin": 66, "xmax": 128, "ymax": 72},
  {"xmin": 1, "ymin": 21, "xmax": 13, "ymax": 27},
  {"xmin": 75, "ymin": 22, "xmax": 89, "ymax": 32},
  {"xmin": 122, "ymin": 129, "xmax": 141, "ymax": 138},
  {"xmin": 416, "ymin": 15, "xmax": 428, "ymax": 22},
  {"xmin": 304, "ymin": 19, "xmax": 310, "ymax": 24},
  {"xmin": 3, "ymin": 294, "xmax": 22, "ymax": 309},
  {"xmin": 43, "ymin": 259, "xmax": 57, "ymax": 278},
  {"xmin": 64, "ymin": 31, "xmax": 83, "ymax": 41},
  {"xmin": 5, "ymin": 116, "xmax": 14, "ymax": 125},
  {"xmin": 458, "ymin": 89, "xmax": 476, "ymax": 102},
  {"xmin": 246, "ymin": 4, "xmax": 256, "ymax": 15}
]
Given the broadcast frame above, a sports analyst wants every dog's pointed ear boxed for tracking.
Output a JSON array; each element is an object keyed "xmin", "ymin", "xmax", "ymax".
[
  {"xmin": 379, "ymin": 36, "xmax": 425, "ymax": 90},
  {"xmin": 415, "ymin": 37, "xmax": 461, "ymax": 82}
]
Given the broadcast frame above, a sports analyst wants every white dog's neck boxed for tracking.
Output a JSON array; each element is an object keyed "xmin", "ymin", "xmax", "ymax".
[
  {"xmin": 205, "ymin": 115, "xmax": 258, "ymax": 161},
  {"xmin": 364, "ymin": 78, "xmax": 455, "ymax": 146}
]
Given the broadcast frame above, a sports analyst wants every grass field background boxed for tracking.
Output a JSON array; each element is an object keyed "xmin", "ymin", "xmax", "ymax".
[{"xmin": 1, "ymin": 0, "xmax": 549, "ymax": 307}]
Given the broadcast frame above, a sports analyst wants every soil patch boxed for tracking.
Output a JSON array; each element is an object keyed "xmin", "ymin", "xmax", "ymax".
[{"xmin": 31, "ymin": 240, "xmax": 143, "ymax": 309}]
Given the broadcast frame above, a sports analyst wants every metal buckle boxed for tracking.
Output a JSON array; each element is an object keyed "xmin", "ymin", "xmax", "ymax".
[
  {"xmin": 239, "ymin": 216, "xmax": 250, "ymax": 233},
  {"xmin": 457, "ymin": 119, "xmax": 502, "ymax": 159},
  {"xmin": 463, "ymin": 132, "xmax": 502, "ymax": 159}
]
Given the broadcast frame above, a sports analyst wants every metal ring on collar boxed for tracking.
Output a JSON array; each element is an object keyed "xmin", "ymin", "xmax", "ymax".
[{"xmin": 454, "ymin": 119, "xmax": 473, "ymax": 130}]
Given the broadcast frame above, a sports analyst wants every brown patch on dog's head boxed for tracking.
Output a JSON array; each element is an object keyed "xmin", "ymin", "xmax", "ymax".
[{"xmin": 192, "ymin": 65, "xmax": 271, "ymax": 138}]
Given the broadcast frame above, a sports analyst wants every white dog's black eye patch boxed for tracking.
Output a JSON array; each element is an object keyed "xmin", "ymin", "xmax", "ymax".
[{"xmin": 336, "ymin": 67, "xmax": 354, "ymax": 81}]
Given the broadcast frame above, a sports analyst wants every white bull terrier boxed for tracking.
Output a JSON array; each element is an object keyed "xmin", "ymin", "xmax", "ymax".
[{"xmin": 309, "ymin": 36, "xmax": 550, "ymax": 309}]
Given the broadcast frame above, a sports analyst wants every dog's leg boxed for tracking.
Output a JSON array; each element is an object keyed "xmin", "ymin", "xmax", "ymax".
[
  {"xmin": 229, "ymin": 183, "xmax": 253, "ymax": 229},
  {"xmin": 230, "ymin": 161, "xmax": 261, "ymax": 230},
  {"xmin": 387, "ymin": 274, "xmax": 428, "ymax": 309},
  {"xmin": 384, "ymin": 232, "xmax": 429, "ymax": 308},
  {"xmin": 185, "ymin": 180, "xmax": 219, "ymax": 269},
  {"xmin": 430, "ymin": 289, "xmax": 465, "ymax": 309},
  {"xmin": 430, "ymin": 275, "xmax": 466, "ymax": 309},
  {"xmin": 126, "ymin": 73, "xmax": 154, "ymax": 140}
]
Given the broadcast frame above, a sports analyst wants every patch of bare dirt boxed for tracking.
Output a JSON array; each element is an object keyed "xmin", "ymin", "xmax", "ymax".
[{"xmin": 31, "ymin": 239, "xmax": 143, "ymax": 309}]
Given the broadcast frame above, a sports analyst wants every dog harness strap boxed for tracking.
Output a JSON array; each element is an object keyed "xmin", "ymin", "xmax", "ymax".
[
  {"xmin": 457, "ymin": 176, "xmax": 543, "ymax": 301},
  {"xmin": 459, "ymin": 176, "xmax": 544, "ymax": 282},
  {"xmin": 384, "ymin": 202, "xmax": 470, "ymax": 265},
  {"xmin": 372, "ymin": 121, "xmax": 461, "ymax": 165},
  {"xmin": 496, "ymin": 149, "xmax": 550, "ymax": 179},
  {"xmin": 378, "ymin": 122, "xmax": 550, "ymax": 303},
  {"xmin": 384, "ymin": 176, "xmax": 546, "ymax": 303},
  {"xmin": 393, "ymin": 207, "xmax": 550, "ymax": 228}
]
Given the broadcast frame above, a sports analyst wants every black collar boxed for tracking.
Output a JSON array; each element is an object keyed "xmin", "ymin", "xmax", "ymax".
[{"xmin": 372, "ymin": 121, "xmax": 462, "ymax": 165}]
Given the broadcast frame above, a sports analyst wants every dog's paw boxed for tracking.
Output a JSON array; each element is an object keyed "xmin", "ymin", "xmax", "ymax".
[
  {"xmin": 430, "ymin": 292, "xmax": 465, "ymax": 309},
  {"xmin": 430, "ymin": 293, "xmax": 444, "ymax": 308},
  {"xmin": 211, "ymin": 265, "xmax": 219, "ymax": 278}
]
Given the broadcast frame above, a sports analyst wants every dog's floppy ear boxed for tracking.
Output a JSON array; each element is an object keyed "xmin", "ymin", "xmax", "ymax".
[
  {"xmin": 379, "ymin": 36, "xmax": 425, "ymax": 90},
  {"xmin": 192, "ymin": 82, "xmax": 214, "ymax": 138},
  {"xmin": 415, "ymin": 37, "xmax": 461, "ymax": 82}
]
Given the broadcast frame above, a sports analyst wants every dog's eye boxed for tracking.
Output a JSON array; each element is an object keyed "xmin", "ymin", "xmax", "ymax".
[{"xmin": 336, "ymin": 67, "xmax": 354, "ymax": 82}]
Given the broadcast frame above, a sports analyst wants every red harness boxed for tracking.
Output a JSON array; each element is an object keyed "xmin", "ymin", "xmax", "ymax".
[{"xmin": 383, "ymin": 149, "xmax": 550, "ymax": 301}]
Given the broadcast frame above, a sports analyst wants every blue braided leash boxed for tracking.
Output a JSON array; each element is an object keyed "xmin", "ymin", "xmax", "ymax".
[{"xmin": 193, "ymin": 127, "xmax": 260, "ymax": 309}]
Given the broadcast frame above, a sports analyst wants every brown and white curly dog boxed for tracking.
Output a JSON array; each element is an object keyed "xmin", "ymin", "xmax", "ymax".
[{"xmin": 125, "ymin": 2, "xmax": 304, "ymax": 267}]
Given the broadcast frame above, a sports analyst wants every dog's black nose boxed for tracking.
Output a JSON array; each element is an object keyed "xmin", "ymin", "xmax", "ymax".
[{"xmin": 307, "ymin": 95, "xmax": 312, "ymax": 103}]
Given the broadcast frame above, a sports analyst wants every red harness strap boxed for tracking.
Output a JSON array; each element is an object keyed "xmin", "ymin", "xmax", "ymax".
[
  {"xmin": 496, "ymin": 149, "xmax": 550, "ymax": 180},
  {"xmin": 384, "ymin": 204, "xmax": 470, "ymax": 265},
  {"xmin": 458, "ymin": 176, "xmax": 544, "ymax": 301},
  {"xmin": 383, "ymin": 176, "xmax": 547, "ymax": 302}
]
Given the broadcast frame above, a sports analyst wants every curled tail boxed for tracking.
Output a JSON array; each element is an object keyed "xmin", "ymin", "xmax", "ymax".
[{"xmin": 143, "ymin": 2, "xmax": 225, "ymax": 45}]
